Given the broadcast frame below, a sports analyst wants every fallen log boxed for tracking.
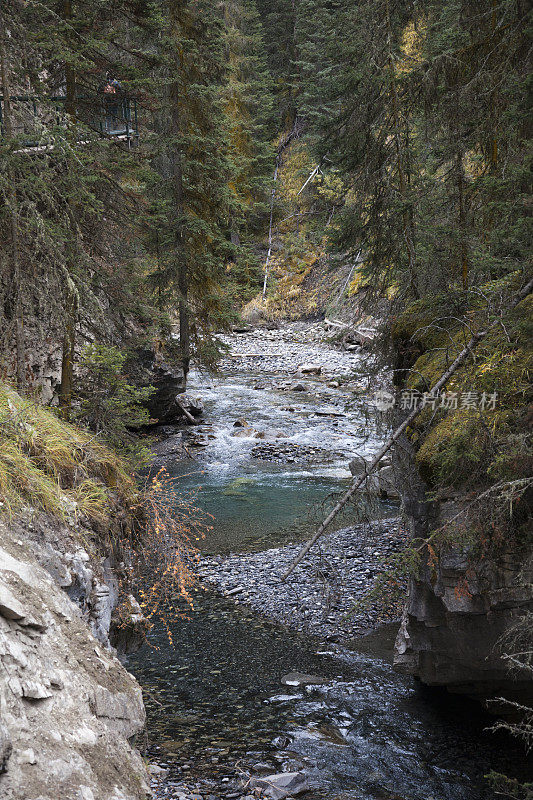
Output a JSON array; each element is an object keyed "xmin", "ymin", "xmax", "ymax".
[
  {"xmin": 281, "ymin": 277, "xmax": 533, "ymax": 581},
  {"xmin": 175, "ymin": 397, "xmax": 197, "ymax": 425},
  {"xmin": 324, "ymin": 317, "xmax": 349, "ymax": 329}
]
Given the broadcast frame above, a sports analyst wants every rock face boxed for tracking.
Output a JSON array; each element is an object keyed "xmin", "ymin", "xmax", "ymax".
[
  {"xmin": 0, "ymin": 516, "xmax": 150, "ymax": 800},
  {"xmin": 394, "ymin": 545, "xmax": 533, "ymax": 703},
  {"xmin": 392, "ymin": 432, "xmax": 533, "ymax": 705},
  {"xmin": 127, "ymin": 348, "xmax": 187, "ymax": 424}
]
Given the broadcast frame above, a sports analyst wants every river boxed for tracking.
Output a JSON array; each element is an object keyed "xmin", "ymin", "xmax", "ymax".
[{"xmin": 129, "ymin": 323, "xmax": 529, "ymax": 800}]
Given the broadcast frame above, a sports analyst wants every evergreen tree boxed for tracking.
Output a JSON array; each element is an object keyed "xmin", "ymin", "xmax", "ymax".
[
  {"xmin": 255, "ymin": 0, "xmax": 299, "ymax": 128},
  {"xmin": 221, "ymin": 0, "xmax": 275, "ymax": 299},
  {"xmin": 144, "ymin": 0, "xmax": 235, "ymax": 375},
  {"xmin": 0, "ymin": 0, "xmax": 150, "ymax": 405}
]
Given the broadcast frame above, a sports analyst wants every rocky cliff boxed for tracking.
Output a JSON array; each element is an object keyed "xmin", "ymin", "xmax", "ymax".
[
  {"xmin": 394, "ymin": 543, "xmax": 533, "ymax": 704},
  {"xmin": 391, "ymin": 432, "xmax": 533, "ymax": 706},
  {"xmin": 0, "ymin": 511, "xmax": 150, "ymax": 800}
]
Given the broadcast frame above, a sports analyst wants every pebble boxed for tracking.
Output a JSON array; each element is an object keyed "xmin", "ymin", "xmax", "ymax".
[
  {"xmin": 199, "ymin": 519, "xmax": 408, "ymax": 640},
  {"xmin": 216, "ymin": 322, "xmax": 375, "ymax": 380}
]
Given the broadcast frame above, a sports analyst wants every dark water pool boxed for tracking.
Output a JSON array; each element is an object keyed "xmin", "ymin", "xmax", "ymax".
[{"xmin": 129, "ymin": 588, "xmax": 530, "ymax": 800}]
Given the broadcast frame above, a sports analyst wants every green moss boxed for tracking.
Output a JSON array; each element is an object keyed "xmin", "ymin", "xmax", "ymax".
[
  {"xmin": 415, "ymin": 410, "xmax": 510, "ymax": 488},
  {"xmin": 399, "ymin": 278, "xmax": 532, "ymax": 495}
]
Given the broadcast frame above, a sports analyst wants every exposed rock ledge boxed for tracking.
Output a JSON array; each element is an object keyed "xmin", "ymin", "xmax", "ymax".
[
  {"xmin": 394, "ymin": 543, "xmax": 533, "ymax": 707},
  {"xmin": 392, "ymin": 430, "xmax": 533, "ymax": 707},
  {"xmin": 0, "ymin": 514, "xmax": 150, "ymax": 800}
]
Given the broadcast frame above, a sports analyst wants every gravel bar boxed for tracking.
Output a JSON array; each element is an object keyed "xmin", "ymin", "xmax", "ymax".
[{"xmin": 199, "ymin": 518, "xmax": 408, "ymax": 642}]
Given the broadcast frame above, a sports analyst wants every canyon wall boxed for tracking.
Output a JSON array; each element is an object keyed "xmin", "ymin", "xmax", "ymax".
[
  {"xmin": 392, "ymin": 433, "xmax": 533, "ymax": 706},
  {"xmin": 0, "ymin": 511, "xmax": 150, "ymax": 800}
]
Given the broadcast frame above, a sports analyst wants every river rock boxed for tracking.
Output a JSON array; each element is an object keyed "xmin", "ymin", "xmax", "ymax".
[
  {"xmin": 249, "ymin": 771, "xmax": 308, "ymax": 799},
  {"xmin": 233, "ymin": 427, "xmax": 256, "ymax": 438},
  {"xmin": 296, "ymin": 363, "xmax": 321, "ymax": 375},
  {"xmin": 264, "ymin": 429, "xmax": 286, "ymax": 440},
  {"xmin": 281, "ymin": 672, "xmax": 327, "ymax": 686}
]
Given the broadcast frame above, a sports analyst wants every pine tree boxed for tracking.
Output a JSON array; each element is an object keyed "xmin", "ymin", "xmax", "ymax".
[
  {"xmin": 144, "ymin": 0, "xmax": 236, "ymax": 375},
  {"xmin": 221, "ymin": 0, "xmax": 275, "ymax": 299}
]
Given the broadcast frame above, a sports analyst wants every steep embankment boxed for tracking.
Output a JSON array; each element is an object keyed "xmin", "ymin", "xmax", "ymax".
[
  {"xmin": 0, "ymin": 384, "xmax": 150, "ymax": 800},
  {"xmin": 389, "ymin": 281, "xmax": 533, "ymax": 704}
]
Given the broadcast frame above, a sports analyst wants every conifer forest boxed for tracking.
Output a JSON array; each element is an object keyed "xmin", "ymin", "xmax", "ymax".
[{"xmin": 0, "ymin": 2, "xmax": 531, "ymax": 800}]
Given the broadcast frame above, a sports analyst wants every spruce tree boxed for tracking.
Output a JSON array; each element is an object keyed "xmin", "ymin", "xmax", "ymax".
[
  {"xmin": 144, "ymin": 0, "xmax": 235, "ymax": 375},
  {"xmin": 221, "ymin": 0, "xmax": 275, "ymax": 299}
]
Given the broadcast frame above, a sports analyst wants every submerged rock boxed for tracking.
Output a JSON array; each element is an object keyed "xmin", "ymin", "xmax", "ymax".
[{"xmin": 281, "ymin": 672, "xmax": 327, "ymax": 687}]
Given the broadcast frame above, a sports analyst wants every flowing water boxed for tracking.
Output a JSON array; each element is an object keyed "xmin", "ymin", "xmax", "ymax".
[{"xmin": 130, "ymin": 326, "xmax": 529, "ymax": 800}]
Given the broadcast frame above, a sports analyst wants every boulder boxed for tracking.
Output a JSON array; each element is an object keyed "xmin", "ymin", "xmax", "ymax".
[
  {"xmin": 297, "ymin": 363, "xmax": 321, "ymax": 375},
  {"xmin": 348, "ymin": 457, "xmax": 399, "ymax": 499},
  {"xmin": 289, "ymin": 382, "xmax": 306, "ymax": 392},
  {"xmin": 263, "ymin": 429, "xmax": 286, "ymax": 440},
  {"xmin": 178, "ymin": 393, "xmax": 204, "ymax": 418},
  {"xmin": 232, "ymin": 425, "xmax": 257, "ymax": 437},
  {"xmin": 377, "ymin": 465, "xmax": 400, "ymax": 500},
  {"xmin": 249, "ymin": 771, "xmax": 309, "ymax": 799},
  {"xmin": 348, "ymin": 455, "xmax": 367, "ymax": 476}
]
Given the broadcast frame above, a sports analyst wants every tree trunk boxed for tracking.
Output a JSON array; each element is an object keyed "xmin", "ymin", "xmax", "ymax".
[
  {"xmin": 59, "ymin": 298, "xmax": 76, "ymax": 419},
  {"xmin": 169, "ymin": 2, "xmax": 190, "ymax": 379},
  {"xmin": 456, "ymin": 148, "xmax": 469, "ymax": 290},
  {"xmin": 63, "ymin": 0, "xmax": 76, "ymax": 117},
  {"xmin": 0, "ymin": 29, "xmax": 26, "ymax": 393}
]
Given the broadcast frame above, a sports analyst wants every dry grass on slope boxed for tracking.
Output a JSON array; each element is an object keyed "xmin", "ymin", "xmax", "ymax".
[{"xmin": 0, "ymin": 382, "xmax": 135, "ymax": 522}]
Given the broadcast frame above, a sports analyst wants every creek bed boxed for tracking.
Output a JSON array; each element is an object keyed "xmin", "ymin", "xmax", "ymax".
[{"xmin": 129, "ymin": 324, "xmax": 530, "ymax": 800}]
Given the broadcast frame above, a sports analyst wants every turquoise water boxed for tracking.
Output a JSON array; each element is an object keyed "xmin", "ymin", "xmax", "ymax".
[
  {"xmin": 156, "ymin": 363, "xmax": 393, "ymax": 553},
  {"xmin": 164, "ymin": 462, "xmax": 393, "ymax": 554}
]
